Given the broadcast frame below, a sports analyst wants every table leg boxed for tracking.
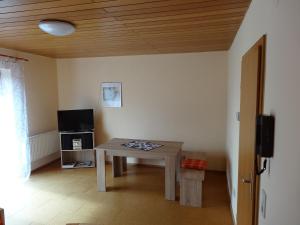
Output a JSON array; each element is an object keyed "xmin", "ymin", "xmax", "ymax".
[
  {"xmin": 165, "ymin": 155, "xmax": 176, "ymax": 200},
  {"xmin": 97, "ymin": 149, "xmax": 106, "ymax": 192},
  {"xmin": 112, "ymin": 156, "xmax": 123, "ymax": 177},
  {"xmin": 176, "ymin": 150, "xmax": 182, "ymax": 182},
  {"xmin": 122, "ymin": 157, "xmax": 127, "ymax": 171}
]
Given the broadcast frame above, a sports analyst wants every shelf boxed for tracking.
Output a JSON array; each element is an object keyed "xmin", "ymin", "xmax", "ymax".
[
  {"xmin": 74, "ymin": 161, "xmax": 95, "ymax": 168},
  {"xmin": 62, "ymin": 164, "xmax": 75, "ymax": 169},
  {"xmin": 62, "ymin": 161, "xmax": 95, "ymax": 169},
  {"xmin": 61, "ymin": 149, "xmax": 95, "ymax": 152},
  {"xmin": 60, "ymin": 131, "xmax": 95, "ymax": 169},
  {"xmin": 60, "ymin": 131, "xmax": 94, "ymax": 134}
]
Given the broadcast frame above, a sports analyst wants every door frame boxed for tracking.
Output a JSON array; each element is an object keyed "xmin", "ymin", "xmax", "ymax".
[
  {"xmin": 253, "ymin": 35, "xmax": 266, "ymax": 225},
  {"xmin": 237, "ymin": 35, "xmax": 266, "ymax": 225}
]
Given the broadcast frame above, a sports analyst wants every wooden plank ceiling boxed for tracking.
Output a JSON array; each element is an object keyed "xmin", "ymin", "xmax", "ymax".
[{"xmin": 0, "ymin": 0, "xmax": 251, "ymax": 58}]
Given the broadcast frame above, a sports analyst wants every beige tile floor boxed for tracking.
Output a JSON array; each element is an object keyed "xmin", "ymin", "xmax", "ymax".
[{"xmin": 0, "ymin": 162, "xmax": 233, "ymax": 225}]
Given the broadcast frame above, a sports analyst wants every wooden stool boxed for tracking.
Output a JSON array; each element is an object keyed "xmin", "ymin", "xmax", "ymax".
[
  {"xmin": 67, "ymin": 224, "xmax": 96, "ymax": 225},
  {"xmin": 0, "ymin": 208, "xmax": 5, "ymax": 225},
  {"xmin": 179, "ymin": 152, "xmax": 206, "ymax": 207}
]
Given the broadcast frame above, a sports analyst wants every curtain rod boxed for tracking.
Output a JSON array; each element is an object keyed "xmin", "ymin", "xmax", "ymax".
[{"xmin": 0, "ymin": 53, "xmax": 29, "ymax": 62}]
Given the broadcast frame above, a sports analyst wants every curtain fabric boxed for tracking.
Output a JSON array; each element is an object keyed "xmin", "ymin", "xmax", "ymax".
[{"xmin": 0, "ymin": 57, "xmax": 30, "ymax": 182}]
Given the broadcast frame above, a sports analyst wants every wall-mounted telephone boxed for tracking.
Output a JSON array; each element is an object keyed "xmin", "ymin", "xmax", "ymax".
[{"xmin": 255, "ymin": 115, "xmax": 275, "ymax": 175}]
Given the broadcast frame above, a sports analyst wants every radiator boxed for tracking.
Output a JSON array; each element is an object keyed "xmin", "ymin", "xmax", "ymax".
[{"xmin": 29, "ymin": 130, "xmax": 60, "ymax": 170}]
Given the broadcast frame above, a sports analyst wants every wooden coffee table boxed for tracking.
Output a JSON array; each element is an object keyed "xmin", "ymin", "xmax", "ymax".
[{"xmin": 95, "ymin": 138, "xmax": 183, "ymax": 200}]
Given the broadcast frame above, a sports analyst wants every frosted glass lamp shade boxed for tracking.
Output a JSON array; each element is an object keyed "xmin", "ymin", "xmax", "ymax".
[{"xmin": 39, "ymin": 20, "xmax": 75, "ymax": 36}]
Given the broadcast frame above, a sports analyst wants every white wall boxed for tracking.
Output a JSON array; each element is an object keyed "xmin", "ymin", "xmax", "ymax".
[
  {"xmin": 57, "ymin": 52, "xmax": 228, "ymax": 171},
  {"xmin": 226, "ymin": 0, "xmax": 300, "ymax": 224}
]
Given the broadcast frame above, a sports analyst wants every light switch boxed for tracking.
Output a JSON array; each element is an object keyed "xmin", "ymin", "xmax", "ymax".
[
  {"xmin": 261, "ymin": 189, "xmax": 267, "ymax": 219},
  {"xmin": 236, "ymin": 112, "xmax": 240, "ymax": 121}
]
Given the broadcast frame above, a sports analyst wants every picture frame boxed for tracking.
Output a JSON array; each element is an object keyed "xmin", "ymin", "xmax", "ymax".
[{"xmin": 101, "ymin": 82, "xmax": 122, "ymax": 107}]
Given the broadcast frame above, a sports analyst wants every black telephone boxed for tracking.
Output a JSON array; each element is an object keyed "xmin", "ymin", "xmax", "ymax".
[{"xmin": 255, "ymin": 115, "xmax": 275, "ymax": 175}]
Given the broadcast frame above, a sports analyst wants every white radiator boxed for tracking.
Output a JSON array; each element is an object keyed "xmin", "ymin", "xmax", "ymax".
[{"xmin": 29, "ymin": 130, "xmax": 60, "ymax": 170}]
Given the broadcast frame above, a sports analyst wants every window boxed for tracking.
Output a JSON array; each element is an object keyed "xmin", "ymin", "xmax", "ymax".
[{"xmin": 0, "ymin": 60, "xmax": 30, "ymax": 185}]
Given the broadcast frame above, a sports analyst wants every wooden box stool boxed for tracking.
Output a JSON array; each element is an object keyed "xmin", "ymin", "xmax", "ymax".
[
  {"xmin": 179, "ymin": 152, "xmax": 207, "ymax": 207},
  {"xmin": 0, "ymin": 208, "xmax": 5, "ymax": 225}
]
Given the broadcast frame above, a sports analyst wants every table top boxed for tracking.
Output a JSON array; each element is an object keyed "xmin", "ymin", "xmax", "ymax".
[{"xmin": 95, "ymin": 138, "xmax": 183, "ymax": 158}]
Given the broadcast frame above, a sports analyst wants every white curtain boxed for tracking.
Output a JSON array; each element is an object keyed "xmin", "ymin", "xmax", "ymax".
[{"xmin": 0, "ymin": 57, "xmax": 30, "ymax": 183}]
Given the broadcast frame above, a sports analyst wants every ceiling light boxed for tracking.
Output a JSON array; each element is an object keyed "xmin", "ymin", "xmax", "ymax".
[{"xmin": 38, "ymin": 20, "xmax": 75, "ymax": 36}]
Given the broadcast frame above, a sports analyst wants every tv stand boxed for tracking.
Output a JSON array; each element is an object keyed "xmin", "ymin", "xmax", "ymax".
[{"xmin": 59, "ymin": 131, "xmax": 95, "ymax": 169}]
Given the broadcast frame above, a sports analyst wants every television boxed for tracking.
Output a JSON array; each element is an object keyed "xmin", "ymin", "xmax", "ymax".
[{"xmin": 57, "ymin": 109, "xmax": 94, "ymax": 132}]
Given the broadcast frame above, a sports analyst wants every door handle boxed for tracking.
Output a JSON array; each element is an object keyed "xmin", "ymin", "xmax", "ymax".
[
  {"xmin": 242, "ymin": 173, "xmax": 254, "ymax": 200},
  {"xmin": 242, "ymin": 178, "xmax": 251, "ymax": 184}
]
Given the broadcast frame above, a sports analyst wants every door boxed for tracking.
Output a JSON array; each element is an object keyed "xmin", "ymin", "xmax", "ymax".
[{"xmin": 237, "ymin": 36, "xmax": 266, "ymax": 225}]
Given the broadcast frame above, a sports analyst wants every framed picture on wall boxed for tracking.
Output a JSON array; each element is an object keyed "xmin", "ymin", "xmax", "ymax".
[{"xmin": 101, "ymin": 82, "xmax": 122, "ymax": 107}]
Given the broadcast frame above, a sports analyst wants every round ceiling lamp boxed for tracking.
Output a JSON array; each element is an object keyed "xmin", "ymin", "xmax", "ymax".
[{"xmin": 38, "ymin": 20, "xmax": 75, "ymax": 36}]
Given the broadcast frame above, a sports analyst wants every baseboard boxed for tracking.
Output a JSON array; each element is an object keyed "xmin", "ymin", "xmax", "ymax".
[
  {"xmin": 31, "ymin": 151, "xmax": 60, "ymax": 171},
  {"xmin": 105, "ymin": 155, "xmax": 165, "ymax": 166},
  {"xmin": 105, "ymin": 156, "xmax": 225, "ymax": 171}
]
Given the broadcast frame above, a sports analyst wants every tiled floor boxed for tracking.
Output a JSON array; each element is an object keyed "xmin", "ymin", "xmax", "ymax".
[{"xmin": 0, "ymin": 162, "xmax": 232, "ymax": 225}]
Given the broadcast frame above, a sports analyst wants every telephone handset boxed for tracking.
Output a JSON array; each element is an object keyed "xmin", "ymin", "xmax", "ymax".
[{"xmin": 255, "ymin": 115, "xmax": 275, "ymax": 175}]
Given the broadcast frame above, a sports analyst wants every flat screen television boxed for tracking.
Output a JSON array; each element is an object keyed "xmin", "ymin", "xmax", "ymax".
[{"xmin": 57, "ymin": 109, "xmax": 94, "ymax": 132}]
